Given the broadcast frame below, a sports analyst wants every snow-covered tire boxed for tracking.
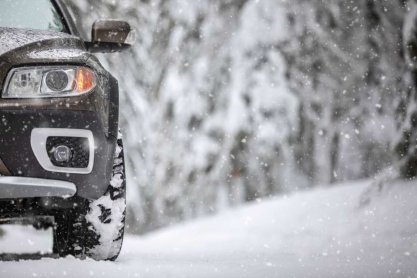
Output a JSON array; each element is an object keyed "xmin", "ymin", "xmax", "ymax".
[{"xmin": 53, "ymin": 135, "xmax": 126, "ymax": 261}]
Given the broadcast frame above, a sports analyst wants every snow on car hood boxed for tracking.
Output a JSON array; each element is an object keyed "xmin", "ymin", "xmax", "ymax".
[{"xmin": 0, "ymin": 27, "xmax": 86, "ymax": 59}]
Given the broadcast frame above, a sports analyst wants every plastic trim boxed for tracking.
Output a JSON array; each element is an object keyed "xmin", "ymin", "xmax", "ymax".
[{"xmin": 31, "ymin": 128, "xmax": 94, "ymax": 174}]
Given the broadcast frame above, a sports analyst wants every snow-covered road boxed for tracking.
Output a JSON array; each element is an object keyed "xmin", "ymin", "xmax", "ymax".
[{"xmin": 0, "ymin": 180, "xmax": 417, "ymax": 278}]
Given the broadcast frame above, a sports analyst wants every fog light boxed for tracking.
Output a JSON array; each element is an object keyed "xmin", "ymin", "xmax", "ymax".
[
  {"xmin": 53, "ymin": 145, "xmax": 72, "ymax": 163},
  {"xmin": 46, "ymin": 137, "xmax": 89, "ymax": 168}
]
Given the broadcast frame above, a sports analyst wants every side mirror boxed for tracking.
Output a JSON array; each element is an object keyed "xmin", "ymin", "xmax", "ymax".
[{"xmin": 85, "ymin": 20, "xmax": 135, "ymax": 53}]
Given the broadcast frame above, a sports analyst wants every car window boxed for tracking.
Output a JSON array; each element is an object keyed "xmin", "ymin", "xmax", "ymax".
[{"xmin": 0, "ymin": 0, "xmax": 66, "ymax": 32}]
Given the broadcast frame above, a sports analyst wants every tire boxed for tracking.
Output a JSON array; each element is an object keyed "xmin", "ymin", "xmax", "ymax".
[{"xmin": 53, "ymin": 134, "xmax": 126, "ymax": 261}]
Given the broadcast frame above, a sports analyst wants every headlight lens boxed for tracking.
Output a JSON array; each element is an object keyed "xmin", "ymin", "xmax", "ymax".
[{"xmin": 3, "ymin": 66, "xmax": 96, "ymax": 98}]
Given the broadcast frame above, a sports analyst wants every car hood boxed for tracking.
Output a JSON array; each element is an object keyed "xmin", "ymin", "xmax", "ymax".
[
  {"xmin": 0, "ymin": 27, "xmax": 90, "ymax": 89},
  {"xmin": 0, "ymin": 27, "xmax": 88, "ymax": 64}
]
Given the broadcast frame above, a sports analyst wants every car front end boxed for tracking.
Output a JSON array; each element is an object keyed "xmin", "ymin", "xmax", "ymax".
[{"xmin": 0, "ymin": 27, "xmax": 119, "ymax": 218}]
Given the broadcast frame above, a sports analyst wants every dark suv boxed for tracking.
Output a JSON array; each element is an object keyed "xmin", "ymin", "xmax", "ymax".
[{"xmin": 0, "ymin": 0, "xmax": 134, "ymax": 260}]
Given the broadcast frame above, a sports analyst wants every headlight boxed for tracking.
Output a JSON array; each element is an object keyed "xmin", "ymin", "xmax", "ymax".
[{"xmin": 3, "ymin": 66, "xmax": 96, "ymax": 98}]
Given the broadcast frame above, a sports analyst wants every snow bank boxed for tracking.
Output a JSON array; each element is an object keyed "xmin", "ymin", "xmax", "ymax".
[{"xmin": 0, "ymin": 180, "xmax": 417, "ymax": 277}]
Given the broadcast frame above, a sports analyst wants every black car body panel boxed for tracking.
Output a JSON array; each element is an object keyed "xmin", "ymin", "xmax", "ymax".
[{"xmin": 0, "ymin": 27, "xmax": 83, "ymax": 58}]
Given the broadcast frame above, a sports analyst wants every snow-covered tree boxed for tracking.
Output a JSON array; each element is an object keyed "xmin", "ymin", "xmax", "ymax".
[
  {"xmin": 283, "ymin": 0, "xmax": 405, "ymax": 184},
  {"xmin": 394, "ymin": 0, "xmax": 417, "ymax": 179}
]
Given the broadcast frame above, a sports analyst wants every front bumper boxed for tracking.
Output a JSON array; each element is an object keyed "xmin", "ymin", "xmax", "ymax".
[
  {"xmin": 0, "ymin": 109, "xmax": 116, "ymax": 200},
  {"xmin": 0, "ymin": 177, "xmax": 76, "ymax": 199}
]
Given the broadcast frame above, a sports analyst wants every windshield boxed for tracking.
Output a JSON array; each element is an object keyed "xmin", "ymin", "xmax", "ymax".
[{"xmin": 0, "ymin": 0, "xmax": 66, "ymax": 32}]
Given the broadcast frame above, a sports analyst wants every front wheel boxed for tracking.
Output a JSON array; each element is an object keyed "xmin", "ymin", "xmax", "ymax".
[{"xmin": 53, "ymin": 135, "xmax": 126, "ymax": 261}]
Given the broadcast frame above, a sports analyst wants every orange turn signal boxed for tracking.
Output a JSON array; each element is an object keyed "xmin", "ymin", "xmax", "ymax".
[{"xmin": 75, "ymin": 67, "xmax": 96, "ymax": 93}]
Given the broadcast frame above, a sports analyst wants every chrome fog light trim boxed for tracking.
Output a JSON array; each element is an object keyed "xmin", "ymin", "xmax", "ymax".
[{"xmin": 31, "ymin": 128, "xmax": 94, "ymax": 174}]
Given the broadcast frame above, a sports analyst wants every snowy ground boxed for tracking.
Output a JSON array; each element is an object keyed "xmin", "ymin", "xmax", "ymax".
[{"xmin": 0, "ymin": 180, "xmax": 416, "ymax": 278}]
